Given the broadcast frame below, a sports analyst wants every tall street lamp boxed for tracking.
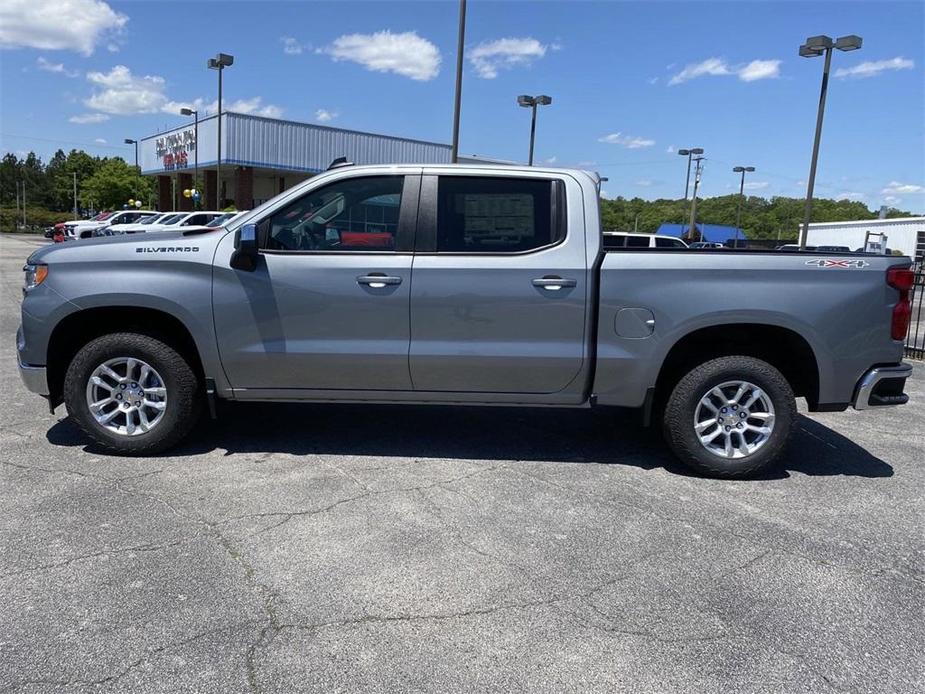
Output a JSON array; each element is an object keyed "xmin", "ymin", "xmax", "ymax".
[
  {"xmin": 124, "ymin": 138, "xmax": 139, "ymax": 171},
  {"xmin": 687, "ymin": 156, "xmax": 705, "ymax": 241},
  {"xmin": 677, "ymin": 147, "xmax": 703, "ymax": 199},
  {"xmin": 180, "ymin": 107, "xmax": 199, "ymax": 206},
  {"xmin": 733, "ymin": 165, "xmax": 755, "ymax": 247},
  {"xmin": 208, "ymin": 52, "xmax": 234, "ymax": 209},
  {"xmin": 517, "ymin": 94, "xmax": 552, "ymax": 166},
  {"xmin": 798, "ymin": 33, "xmax": 862, "ymax": 249},
  {"xmin": 450, "ymin": 0, "xmax": 467, "ymax": 163}
]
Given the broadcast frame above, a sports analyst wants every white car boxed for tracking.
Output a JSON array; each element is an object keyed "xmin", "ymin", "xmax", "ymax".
[
  {"xmin": 66, "ymin": 210, "xmax": 155, "ymax": 239},
  {"xmin": 140, "ymin": 211, "xmax": 225, "ymax": 233},
  {"xmin": 206, "ymin": 210, "xmax": 250, "ymax": 228},
  {"xmin": 602, "ymin": 232, "xmax": 689, "ymax": 249},
  {"xmin": 98, "ymin": 212, "xmax": 178, "ymax": 236}
]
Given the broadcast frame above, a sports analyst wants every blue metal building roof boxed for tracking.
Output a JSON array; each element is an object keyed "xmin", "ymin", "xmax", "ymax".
[{"xmin": 657, "ymin": 223, "xmax": 744, "ymax": 243}]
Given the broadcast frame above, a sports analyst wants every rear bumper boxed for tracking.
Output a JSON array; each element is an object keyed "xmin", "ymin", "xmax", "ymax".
[{"xmin": 852, "ymin": 363, "xmax": 912, "ymax": 410}]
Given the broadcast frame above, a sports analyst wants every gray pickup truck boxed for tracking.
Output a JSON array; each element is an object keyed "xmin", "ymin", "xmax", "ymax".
[{"xmin": 17, "ymin": 164, "xmax": 914, "ymax": 477}]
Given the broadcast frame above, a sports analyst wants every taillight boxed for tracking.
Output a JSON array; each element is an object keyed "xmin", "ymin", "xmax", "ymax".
[{"xmin": 887, "ymin": 266, "xmax": 914, "ymax": 340}]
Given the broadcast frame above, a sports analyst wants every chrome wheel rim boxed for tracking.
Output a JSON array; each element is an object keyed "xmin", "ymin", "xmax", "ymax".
[
  {"xmin": 85, "ymin": 357, "xmax": 167, "ymax": 437},
  {"xmin": 694, "ymin": 380, "xmax": 775, "ymax": 459}
]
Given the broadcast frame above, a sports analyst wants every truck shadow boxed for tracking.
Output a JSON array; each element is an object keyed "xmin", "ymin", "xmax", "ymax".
[{"xmin": 46, "ymin": 405, "xmax": 893, "ymax": 480}]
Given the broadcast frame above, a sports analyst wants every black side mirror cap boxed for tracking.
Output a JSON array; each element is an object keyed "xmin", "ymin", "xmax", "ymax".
[{"xmin": 230, "ymin": 223, "xmax": 258, "ymax": 271}]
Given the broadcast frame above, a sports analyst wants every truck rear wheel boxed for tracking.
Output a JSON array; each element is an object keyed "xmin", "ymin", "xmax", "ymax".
[
  {"xmin": 63, "ymin": 332, "xmax": 201, "ymax": 455},
  {"xmin": 662, "ymin": 356, "xmax": 796, "ymax": 479}
]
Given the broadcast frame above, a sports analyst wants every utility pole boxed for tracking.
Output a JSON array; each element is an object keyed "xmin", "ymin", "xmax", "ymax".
[
  {"xmin": 14, "ymin": 181, "xmax": 20, "ymax": 229},
  {"xmin": 687, "ymin": 157, "xmax": 705, "ymax": 241},
  {"xmin": 21, "ymin": 180, "xmax": 26, "ymax": 228},
  {"xmin": 73, "ymin": 172, "xmax": 78, "ymax": 219},
  {"xmin": 450, "ymin": 0, "xmax": 466, "ymax": 163}
]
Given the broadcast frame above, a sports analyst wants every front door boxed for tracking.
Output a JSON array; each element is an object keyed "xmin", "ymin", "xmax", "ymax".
[
  {"xmin": 213, "ymin": 174, "xmax": 418, "ymax": 392},
  {"xmin": 409, "ymin": 173, "xmax": 588, "ymax": 395}
]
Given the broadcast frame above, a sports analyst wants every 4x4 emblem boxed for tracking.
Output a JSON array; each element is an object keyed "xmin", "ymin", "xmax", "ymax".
[{"xmin": 804, "ymin": 258, "xmax": 870, "ymax": 268}]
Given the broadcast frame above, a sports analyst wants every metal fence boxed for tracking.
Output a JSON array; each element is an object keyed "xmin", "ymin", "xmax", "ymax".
[{"xmin": 905, "ymin": 265, "xmax": 924, "ymax": 360}]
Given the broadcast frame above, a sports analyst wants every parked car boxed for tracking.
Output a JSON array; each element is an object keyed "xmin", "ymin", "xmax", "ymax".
[
  {"xmin": 17, "ymin": 164, "xmax": 913, "ymax": 479},
  {"xmin": 99, "ymin": 212, "xmax": 179, "ymax": 236},
  {"xmin": 206, "ymin": 210, "xmax": 250, "ymax": 227},
  {"xmin": 689, "ymin": 242, "xmax": 725, "ymax": 249},
  {"xmin": 66, "ymin": 210, "xmax": 154, "ymax": 240},
  {"xmin": 138, "ymin": 211, "xmax": 225, "ymax": 233},
  {"xmin": 603, "ymin": 232, "xmax": 689, "ymax": 249}
]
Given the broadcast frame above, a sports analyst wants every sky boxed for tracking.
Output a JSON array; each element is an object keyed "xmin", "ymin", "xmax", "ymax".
[{"xmin": 1, "ymin": 0, "xmax": 923, "ymax": 211}]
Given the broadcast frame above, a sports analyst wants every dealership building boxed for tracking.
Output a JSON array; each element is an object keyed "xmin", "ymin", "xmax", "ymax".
[
  {"xmin": 139, "ymin": 112, "xmax": 497, "ymax": 211},
  {"xmin": 805, "ymin": 217, "xmax": 925, "ymax": 261}
]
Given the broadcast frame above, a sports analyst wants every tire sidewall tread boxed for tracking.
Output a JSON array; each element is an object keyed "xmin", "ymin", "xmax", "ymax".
[
  {"xmin": 63, "ymin": 332, "xmax": 201, "ymax": 455},
  {"xmin": 663, "ymin": 356, "xmax": 797, "ymax": 479}
]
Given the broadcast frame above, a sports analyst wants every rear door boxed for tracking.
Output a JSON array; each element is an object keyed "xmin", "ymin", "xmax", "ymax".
[{"xmin": 409, "ymin": 172, "xmax": 588, "ymax": 395}]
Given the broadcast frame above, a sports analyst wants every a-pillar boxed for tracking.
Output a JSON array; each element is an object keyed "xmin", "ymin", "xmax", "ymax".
[
  {"xmin": 157, "ymin": 176, "xmax": 172, "ymax": 211},
  {"xmin": 177, "ymin": 172, "xmax": 193, "ymax": 211},
  {"xmin": 204, "ymin": 170, "xmax": 217, "ymax": 210},
  {"xmin": 235, "ymin": 166, "xmax": 253, "ymax": 211}
]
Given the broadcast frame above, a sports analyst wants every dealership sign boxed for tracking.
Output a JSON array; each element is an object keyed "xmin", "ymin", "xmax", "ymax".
[{"xmin": 156, "ymin": 129, "xmax": 195, "ymax": 170}]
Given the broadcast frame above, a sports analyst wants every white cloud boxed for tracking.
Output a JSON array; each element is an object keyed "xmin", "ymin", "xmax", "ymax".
[
  {"xmin": 883, "ymin": 195, "xmax": 901, "ymax": 206},
  {"xmin": 315, "ymin": 108, "xmax": 337, "ymax": 123},
  {"xmin": 666, "ymin": 145, "xmax": 675, "ymax": 154},
  {"xmin": 0, "ymin": 0, "xmax": 127, "ymax": 56},
  {"xmin": 576, "ymin": 160, "xmax": 597, "ymax": 167},
  {"xmin": 669, "ymin": 57, "xmax": 780, "ymax": 85},
  {"xmin": 281, "ymin": 36, "xmax": 303, "ymax": 55},
  {"xmin": 836, "ymin": 191, "xmax": 865, "ymax": 200},
  {"xmin": 324, "ymin": 30, "xmax": 440, "ymax": 81},
  {"xmin": 85, "ymin": 64, "xmax": 167, "ymax": 114},
  {"xmin": 635, "ymin": 179, "xmax": 653, "ymax": 187},
  {"xmin": 542, "ymin": 155, "xmax": 557, "ymax": 164},
  {"xmin": 84, "ymin": 66, "xmax": 283, "ymax": 118},
  {"xmin": 598, "ymin": 132, "xmax": 655, "ymax": 149},
  {"xmin": 882, "ymin": 181, "xmax": 924, "ymax": 195},
  {"xmin": 743, "ymin": 181, "xmax": 769, "ymax": 191},
  {"xmin": 37, "ymin": 56, "xmax": 78, "ymax": 77},
  {"xmin": 737, "ymin": 59, "xmax": 781, "ymax": 82},
  {"xmin": 469, "ymin": 37, "xmax": 548, "ymax": 79},
  {"xmin": 94, "ymin": 137, "xmax": 107, "ymax": 144},
  {"xmin": 648, "ymin": 76, "xmax": 659, "ymax": 85},
  {"xmin": 69, "ymin": 112, "xmax": 110, "ymax": 123},
  {"xmin": 835, "ymin": 57, "xmax": 914, "ymax": 79}
]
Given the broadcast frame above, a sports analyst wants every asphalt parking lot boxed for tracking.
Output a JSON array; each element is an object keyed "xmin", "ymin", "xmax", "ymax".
[{"xmin": 0, "ymin": 232, "xmax": 922, "ymax": 693}]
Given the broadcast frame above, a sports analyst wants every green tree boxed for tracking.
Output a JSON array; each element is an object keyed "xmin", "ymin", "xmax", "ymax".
[{"xmin": 81, "ymin": 157, "xmax": 154, "ymax": 210}]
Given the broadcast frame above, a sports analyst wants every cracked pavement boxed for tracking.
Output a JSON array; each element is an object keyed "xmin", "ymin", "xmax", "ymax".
[{"xmin": 1, "ymin": 233, "xmax": 923, "ymax": 693}]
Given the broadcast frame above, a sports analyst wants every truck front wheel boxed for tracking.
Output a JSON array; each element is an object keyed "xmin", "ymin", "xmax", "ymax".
[
  {"xmin": 662, "ymin": 356, "xmax": 796, "ymax": 479},
  {"xmin": 63, "ymin": 332, "xmax": 201, "ymax": 455}
]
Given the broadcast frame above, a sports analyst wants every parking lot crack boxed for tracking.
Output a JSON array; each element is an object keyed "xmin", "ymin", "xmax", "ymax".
[{"xmin": 0, "ymin": 539, "xmax": 190, "ymax": 578}]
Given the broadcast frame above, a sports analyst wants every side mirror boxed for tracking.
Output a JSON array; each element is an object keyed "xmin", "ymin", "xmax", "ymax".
[{"xmin": 230, "ymin": 223, "xmax": 258, "ymax": 271}]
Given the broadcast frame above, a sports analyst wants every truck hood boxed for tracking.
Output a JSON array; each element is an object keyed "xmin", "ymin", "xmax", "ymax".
[{"xmin": 28, "ymin": 228, "xmax": 228, "ymax": 265}]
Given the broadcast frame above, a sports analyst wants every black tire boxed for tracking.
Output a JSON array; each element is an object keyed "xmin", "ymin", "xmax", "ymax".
[
  {"xmin": 63, "ymin": 332, "xmax": 201, "ymax": 455},
  {"xmin": 662, "ymin": 356, "xmax": 796, "ymax": 479}
]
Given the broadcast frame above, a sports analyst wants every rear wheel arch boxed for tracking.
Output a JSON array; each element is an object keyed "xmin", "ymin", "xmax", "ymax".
[
  {"xmin": 46, "ymin": 306, "xmax": 205, "ymax": 407},
  {"xmin": 653, "ymin": 323, "xmax": 820, "ymax": 410}
]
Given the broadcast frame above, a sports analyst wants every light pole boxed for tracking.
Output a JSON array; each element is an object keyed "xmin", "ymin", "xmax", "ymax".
[
  {"xmin": 124, "ymin": 138, "xmax": 139, "ymax": 171},
  {"xmin": 73, "ymin": 172, "xmax": 78, "ymax": 219},
  {"xmin": 180, "ymin": 107, "xmax": 199, "ymax": 206},
  {"xmin": 798, "ymin": 34, "xmax": 862, "ymax": 249},
  {"xmin": 677, "ymin": 148, "xmax": 703, "ymax": 199},
  {"xmin": 450, "ymin": 0, "xmax": 466, "ymax": 163},
  {"xmin": 687, "ymin": 156, "xmax": 705, "ymax": 241},
  {"xmin": 517, "ymin": 94, "xmax": 552, "ymax": 166},
  {"xmin": 733, "ymin": 165, "xmax": 755, "ymax": 247},
  {"xmin": 208, "ymin": 53, "xmax": 234, "ymax": 209}
]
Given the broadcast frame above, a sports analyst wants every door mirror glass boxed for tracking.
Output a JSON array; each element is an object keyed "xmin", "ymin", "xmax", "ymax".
[{"xmin": 231, "ymin": 223, "xmax": 258, "ymax": 271}]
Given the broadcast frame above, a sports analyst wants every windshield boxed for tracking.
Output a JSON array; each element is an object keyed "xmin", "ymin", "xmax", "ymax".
[
  {"xmin": 207, "ymin": 213, "xmax": 233, "ymax": 227},
  {"xmin": 158, "ymin": 214, "xmax": 185, "ymax": 225},
  {"xmin": 137, "ymin": 214, "xmax": 161, "ymax": 224}
]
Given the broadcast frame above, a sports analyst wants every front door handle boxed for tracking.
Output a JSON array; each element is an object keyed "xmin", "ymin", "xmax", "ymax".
[
  {"xmin": 357, "ymin": 273, "xmax": 402, "ymax": 288},
  {"xmin": 532, "ymin": 276, "xmax": 577, "ymax": 291}
]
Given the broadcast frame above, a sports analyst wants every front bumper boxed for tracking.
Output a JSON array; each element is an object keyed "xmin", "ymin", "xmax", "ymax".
[
  {"xmin": 852, "ymin": 363, "xmax": 912, "ymax": 410},
  {"xmin": 18, "ymin": 359, "xmax": 49, "ymax": 396}
]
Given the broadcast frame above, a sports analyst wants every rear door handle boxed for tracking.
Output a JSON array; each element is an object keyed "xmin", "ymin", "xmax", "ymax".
[
  {"xmin": 357, "ymin": 274, "xmax": 402, "ymax": 288},
  {"xmin": 532, "ymin": 277, "xmax": 577, "ymax": 291}
]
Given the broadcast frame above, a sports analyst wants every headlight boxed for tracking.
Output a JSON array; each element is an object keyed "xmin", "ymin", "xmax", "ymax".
[{"xmin": 23, "ymin": 264, "xmax": 48, "ymax": 291}]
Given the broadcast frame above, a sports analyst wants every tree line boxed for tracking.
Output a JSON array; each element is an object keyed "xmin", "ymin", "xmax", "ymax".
[
  {"xmin": 0, "ymin": 148, "xmax": 916, "ymax": 237},
  {"xmin": 1, "ymin": 149, "xmax": 155, "ymax": 226}
]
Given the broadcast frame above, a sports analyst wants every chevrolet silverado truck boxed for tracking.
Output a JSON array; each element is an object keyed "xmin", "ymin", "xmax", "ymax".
[{"xmin": 17, "ymin": 164, "xmax": 914, "ymax": 478}]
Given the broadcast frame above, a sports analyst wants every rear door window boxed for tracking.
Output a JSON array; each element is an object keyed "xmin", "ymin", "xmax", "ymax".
[
  {"xmin": 626, "ymin": 235, "xmax": 650, "ymax": 248},
  {"xmin": 435, "ymin": 177, "xmax": 560, "ymax": 253}
]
